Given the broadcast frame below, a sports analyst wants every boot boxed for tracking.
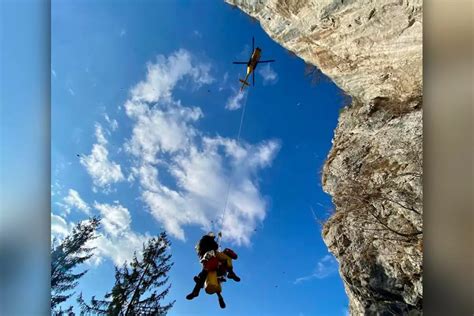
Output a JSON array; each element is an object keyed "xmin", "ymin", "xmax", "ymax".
[
  {"xmin": 227, "ymin": 268, "xmax": 240, "ymax": 282},
  {"xmin": 187, "ymin": 271, "xmax": 207, "ymax": 300},
  {"xmin": 186, "ymin": 283, "xmax": 201, "ymax": 300},
  {"xmin": 217, "ymin": 293, "xmax": 226, "ymax": 309}
]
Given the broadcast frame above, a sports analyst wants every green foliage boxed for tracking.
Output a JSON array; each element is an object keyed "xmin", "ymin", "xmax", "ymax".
[
  {"xmin": 78, "ymin": 232, "xmax": 175, "ymax": 316},
  {"xmin": 51, "ymin": 216, "xmax": 101, "ymax": 310},
  {"xmin": 52, "ymin": 305, "xmax": 74, "ymax": 316}
]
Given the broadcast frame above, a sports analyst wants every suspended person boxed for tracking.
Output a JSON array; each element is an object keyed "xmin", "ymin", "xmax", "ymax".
[{"xmin": 186, "ymin": 233, "xmax": 240, "ymax": 308}]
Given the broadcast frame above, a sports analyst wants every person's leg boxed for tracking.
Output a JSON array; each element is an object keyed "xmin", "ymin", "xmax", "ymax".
[
  {"xmin": 186, "ymin": 269, "xmax": 208, "ymax": 300},
  {"xmin": 217, "ymin": 252, "xmax": 240, "ymax": 282},
  {"xmin": 217, "ymin": 292, "xmax": 226, "ymax": 309},
  {"xmin": 186, "ymin": 282, "xmax": 201, "ymax": 300},
  {"xmin": 195, "ymin": 269, "xmax": 208, "ymax": 286},
  {"xmin": 226, "ymin": 267, "xmax": 240, "ymax": 282},
  {"xmin": 223, "ymin": 248, "xmax": 238, "ymax": 260}
]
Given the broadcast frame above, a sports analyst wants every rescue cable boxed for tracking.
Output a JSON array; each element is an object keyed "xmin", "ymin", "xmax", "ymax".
[{"xmin": 215, "ymin": 89, "xmax": 251, "ymax": 240}]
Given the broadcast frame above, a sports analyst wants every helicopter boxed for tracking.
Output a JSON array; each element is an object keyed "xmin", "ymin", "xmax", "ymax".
[{"xmin": 232, "ymin": 37, "xmax": 275, "ymax": 91}]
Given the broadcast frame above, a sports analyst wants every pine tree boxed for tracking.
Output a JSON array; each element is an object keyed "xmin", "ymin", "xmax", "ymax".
[
  {"xmin": 51, "ymin": 216, "xmax": 101, "ymax": 309},
  {"xmin": 52, "ymin": 305, "xmax": 74, "ymax": 316},
  {"xmin": 78, "ymin": 232, "xmax": 175, "ymax": 315}
]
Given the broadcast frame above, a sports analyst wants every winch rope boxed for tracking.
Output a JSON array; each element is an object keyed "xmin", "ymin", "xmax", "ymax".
[{"xmin": 216, "ymin": 89, "xmax": 250, "ymax": 239}]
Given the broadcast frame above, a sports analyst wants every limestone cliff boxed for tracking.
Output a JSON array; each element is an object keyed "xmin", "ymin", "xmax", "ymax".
[{"xmin": 225, "ymin": 0, "xmax": 423, "ymax": 314}]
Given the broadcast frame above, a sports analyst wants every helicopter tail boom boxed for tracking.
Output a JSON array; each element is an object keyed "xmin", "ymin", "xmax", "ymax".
[
  {"xmin": 239, "ymin": 79, "xmax": 250, "ymax": 86},
  {"xmin": 239, "ymin": 78, "xmax": 250, "ymax": 91}
]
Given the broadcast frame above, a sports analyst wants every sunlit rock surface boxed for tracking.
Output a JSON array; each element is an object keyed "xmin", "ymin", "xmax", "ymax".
[{"xmin": 225, "ymin": 0, "xmax": 423, "ymax": 314}]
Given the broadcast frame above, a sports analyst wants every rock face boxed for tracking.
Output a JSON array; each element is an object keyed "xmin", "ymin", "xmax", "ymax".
[{"xmin": 225, "ymin": 0, "xmax": 423, "ymax": 314}]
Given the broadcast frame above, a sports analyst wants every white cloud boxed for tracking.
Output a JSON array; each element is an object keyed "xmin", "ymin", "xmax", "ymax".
[
  {"xmin": 90, "ymin": 229, "xmax": 149, "ymax": 266},
  {"xmin": 88, "ymin": 202, "xmax": 150, "ymax": 266},
  {"xmin": 68, "ymin": 88, "xmax": 75, "ymax": 96},
  {"xmin": 51, "ymin": 213, "xmax": 72, "ymax": 238},
  {"xmin": 104, "ymin": 114, "xmax": 119, "ymax": 131},
  {"xmin": 51, "ymin": 180, "xmax": 63, "ymax": 197},
  {"xmin": 137, "ymin": 138, "xmax": 280, "ymax": 245},
  {"xmin": 123, "ymin": 49, "xmax": 280, "ymax": 245},
  {"xmin": 92, "ymin": 202, "xmax": 150, "ymax": 265},
  {"xmin": 194, "ymin": 63, "xmax": 214, "ymax": 86},
  {"xmin": 124, "ymin": 100, "xmax": 202, "ymax": 164},
  {"xmin": 219, "ymin": 72, "xmax": 229, "ymax": 91},
  {"xmin": 80, "ymin": 123, "xmax": 125, "ymax": 192},
  {"xmin": 94, "ymin": 202, "xmax": 131, "ymax": 237},
  {"xmin": 258, "ymin": 63, "xmax": 278, "ymax": 85},
  {"xmin": 94, "ymin": 123, "xmax": 108, "ymax": 145},
  {"xmin": 294, "ymin": 255, "xmax": 339, "ymax": 284},
  {"xmin": 225, "ymin": 89, "xmax": 246, "ymax": 110},
  {"xmin": 130, "ymin": 49, "xmax": 213, "ymax": 104},
  {"xmin": 62, "ymin": 189, "xmax": 91, "ymax": 215}
]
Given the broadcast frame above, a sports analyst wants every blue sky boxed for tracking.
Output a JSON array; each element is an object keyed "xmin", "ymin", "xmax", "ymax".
[{"xmin": 51, "ymin": 1, "xmax": 349, "ymax": 315}]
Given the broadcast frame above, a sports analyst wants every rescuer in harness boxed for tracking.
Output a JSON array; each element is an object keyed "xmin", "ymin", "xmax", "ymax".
[{"xmin": 186, "ymin": 233, "xmax": 240, "ymax": 308}]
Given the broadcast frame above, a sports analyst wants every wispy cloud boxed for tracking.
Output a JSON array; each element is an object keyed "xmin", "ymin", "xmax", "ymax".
[
  {"xmin": 51, "ymin": 69, "xmax": 57, "ymax": 78},
  {"xmin": 51, "ymin": 213, "xmax": 73, "ymax": 238},
  {"xmin": 94, "ymin": 202, "xmax": 130, "ymax": 237},
  {"xmin": 104, "ymin": 114, "xmax": 119, "ymax": 131},
  {"xmin": 61, "ymin": 189, "xmax": 91, "ymax": 215},
  {"xmin": 51, "ymin": 180, "xmax": 63, "ymax": 197},
  {"xmin": 80, "ymin": 123, "xmax": 125, "ymax": 192},
  {"xmin": 258, "ymin": 63, "xmax": 278, "ymax": 85},
  {"xmin": 68, "ymin": 88, "xmax": 75, "ymax": 96},
  {"xmin": 237, "ymin": 44, "xmax": 250, "ymax": 60},
  {"xmin": 120, "ymin": 28, "xmax": 126, "ymax": 37},
  {"xmin": 193, "ymin": 30, "xmax": 202, "ymax": 38},
  {"xmin": 294, "ymin": 255, "xmax": 339, "ymax": 284},
  {"xmin": 225, "ymin": 89, "xmax": 246, "ymax": 110},
  {"xmin": 219, "ymin": 72, "xmax": 229, "ymax": 91},
  {"xmin": 123, "ymin": 49, "xmax": 280, "ymax": 245}
]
